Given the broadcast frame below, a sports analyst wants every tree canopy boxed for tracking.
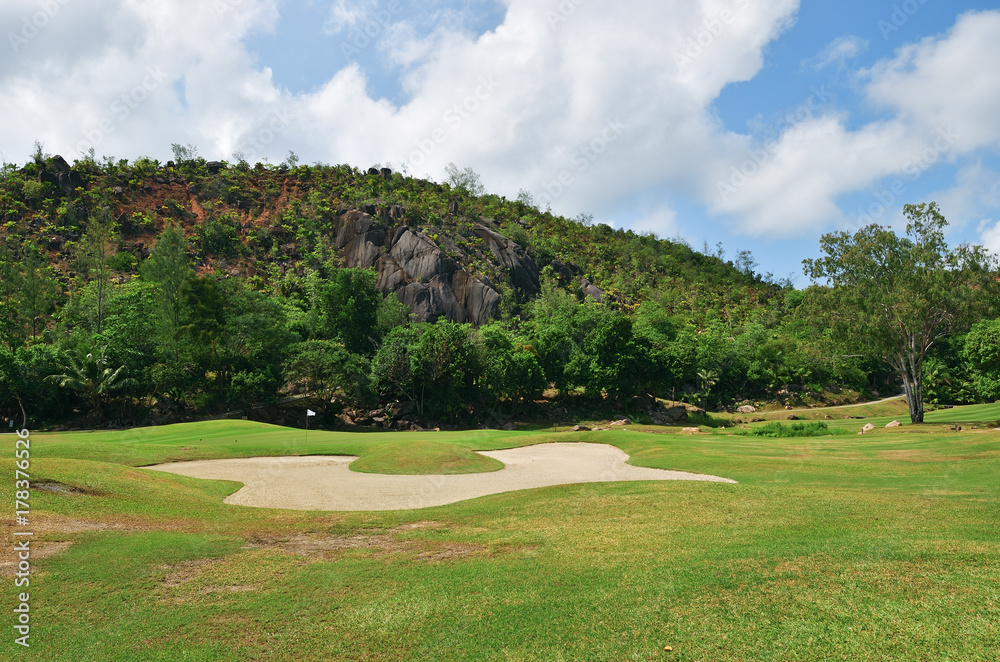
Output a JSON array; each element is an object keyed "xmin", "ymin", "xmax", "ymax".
[{"xmin": 802, "ymin": 203, "xmax": 998, "ymax": 422}]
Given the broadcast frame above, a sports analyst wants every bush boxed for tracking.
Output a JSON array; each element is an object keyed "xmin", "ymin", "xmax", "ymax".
[
  {"xmin": 734, "ymin": 421, "xmax": 848, "ymax": 438},
  {"xmin": 106, "ymin": 251, "xmax": 138, "ymax": 272}
]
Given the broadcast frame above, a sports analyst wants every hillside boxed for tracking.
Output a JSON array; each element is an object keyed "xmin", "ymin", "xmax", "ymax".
[
  {"xmin": 2, "ymin": 153, "xmax": 778, "ymax": 324},
  {"xmin": 0, "ymin": 152, "xmax": 880, "ymax": 431}
]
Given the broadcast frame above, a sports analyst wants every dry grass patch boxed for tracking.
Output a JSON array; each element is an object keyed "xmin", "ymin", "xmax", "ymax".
[{"xmin": 244, "ymin": 521, "xmax": 485, "ymax": 564}]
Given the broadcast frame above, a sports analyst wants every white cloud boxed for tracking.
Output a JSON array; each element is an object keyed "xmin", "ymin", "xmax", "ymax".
[
  {"xmin": 978, "ymin": 218, "xmax": 1000, "ymax": 254},
  {"xmin": 804, "ymin": 35, "xmax": 867, "ymax": 70},
  {"xmin": 710, "ymin": 9, "xmax": 1000, "ymax": 236},
  {"xmin": 862, "ymin": 10, "xmax": 1000, "ymax": 152},
  {"xmin": 2, "ymin": 1, "xmax": 998, "ymax": 249},
  {"xmin": 323, "ymin": 0, "xmax": 378, "ymax": 34},
  {"xmin": 931, "ymin": 162, "xmax": 1000, "ymax": 232}
]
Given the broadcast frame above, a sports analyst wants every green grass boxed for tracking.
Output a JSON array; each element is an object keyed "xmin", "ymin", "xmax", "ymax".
[
  {"xmin": 925, "ymin": 402, "xmax": 1000, "ymax": 424},
  {"xmin": 3, "ymin": 409, "xmax": 1000, "ymax": 660}
]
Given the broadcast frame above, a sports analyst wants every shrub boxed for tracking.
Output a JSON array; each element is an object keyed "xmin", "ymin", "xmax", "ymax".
[{"xmin": 734, "ymin": 421, "xmax": 848, "ymax": 438}]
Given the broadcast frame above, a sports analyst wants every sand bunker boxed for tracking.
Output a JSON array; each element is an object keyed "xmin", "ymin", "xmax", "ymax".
[{"xmin": 144, "ymin": 442, "xmax": 736, "ymax": 511}]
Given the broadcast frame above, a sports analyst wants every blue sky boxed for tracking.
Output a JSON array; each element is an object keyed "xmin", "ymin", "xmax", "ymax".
[{"xmin": 3, "ymin": 0, "xmax": 1000, "ymax": 285}]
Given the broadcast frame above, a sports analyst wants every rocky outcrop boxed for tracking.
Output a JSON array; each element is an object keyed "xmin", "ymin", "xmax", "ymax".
[
  {"xmin": 473, "ymin": 223, "xmax": 539, "ymax": 295},
  {"xmin": 334, "ymin": 210, "xmax": 384, "ymax": 268},
  {"xmin": 38, "ymin": 155, "xmax": 84, "ymax": 195},
  {"xmin": 330, "ymin": 210, "xmax": 502, "ymax": 325}
]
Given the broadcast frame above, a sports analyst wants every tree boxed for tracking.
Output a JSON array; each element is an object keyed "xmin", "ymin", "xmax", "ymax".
[
  {"xmin": 46, "ymin": 346, "xmax": 137, "ymax": 421},
  {"xmin": 444, "ymin": 163, "xmax": 485, "ymax": 197},
  {"xmin": 18, "ymin": 242, "xmax": 60, "ymax": 340},
  {"xmin": 961, "ymin": 319, "xmax": 1000, "ymax": 402},
  {"xmin": 283, "ymin": 340, "xmax": 369, "ymax": 404},
  {"xmin": 478, "ymin": 324, "xmax": 545, "ymax": 415},
  {"xmin": 802, "ymin": 202, "xmax": 998, "ymax": 423},
  {"xmin": 77, "ymin": 206, "xmax": 117, "ymax": 335},
  {"xmin": 318, "ymin": 268, "xmax": 382, "ymax": 354},
  {"xmin": 141, "ymin": 222, "xmax": 194, "ymax": 331}
]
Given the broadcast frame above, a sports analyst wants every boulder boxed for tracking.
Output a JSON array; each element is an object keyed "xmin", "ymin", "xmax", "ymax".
[
  {"xmin": 885, "ymin": 420, "xmax": 901, "ymax": 428},
  {"xmin": 40, "ymin": 155, "xmax": 84, "ymax": 195},
  {"xmin": 682, "ymin": 427, "xmax": 701, "ymax": 433},
  {"xmin": 580, "ymin": 278, "xmax": 604, "ymax": 302},
  {"xmin": 387, "ymin": 401, "xmax": 414, "ymax": 418},
  {"xmin": 736, "ymin": 405, "xmax": 756, "ymax": 414},
  {"xmin": 206, "ymin": 161, "xmax": 224, "ymax": 174},
  {"xmin": 861, "ymin": 423, "xmax": 875, "ymax": 434},
  {"xmin": 571, "ymin": 425, "xmax": 591, "ymax": 432},
  {"xmin": 609, "ymin": 418, "xmax": 631, "ymax": 426},
  {"xmin": 380, "ymin": 167, "xmax": 393, "ymax": 180}
]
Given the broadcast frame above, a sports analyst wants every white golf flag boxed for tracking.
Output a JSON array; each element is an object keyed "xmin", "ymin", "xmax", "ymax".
[{"xmin": 306, "ymin": 409, "xmax": 316, "ymax": 417}]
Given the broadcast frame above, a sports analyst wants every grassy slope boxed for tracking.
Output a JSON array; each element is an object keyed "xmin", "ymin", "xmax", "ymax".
[{"xmin": 2, "ymin": 413, "xmax": 999, "ymax": 661}]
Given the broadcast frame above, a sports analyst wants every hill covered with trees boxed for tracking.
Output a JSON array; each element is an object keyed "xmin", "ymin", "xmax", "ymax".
[{"xmin": 1, "ymin": 148, "xmax": 995, "ymax": 430}]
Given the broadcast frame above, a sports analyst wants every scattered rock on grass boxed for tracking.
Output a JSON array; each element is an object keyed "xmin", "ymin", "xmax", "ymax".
[
  {"xmin": 682, "ymin": 427, "xmax": 701, "ymax": 433},
  {"xmin": 571, "ymin": 425, "xmax": 591, "ymax": 432},
  {"xmin": 885, "ymin": 420, "xmax": 901, "ymax": 428},
  {"xmin": 860, "ymin": 423, "xmax": 875, "ymax": 434}
]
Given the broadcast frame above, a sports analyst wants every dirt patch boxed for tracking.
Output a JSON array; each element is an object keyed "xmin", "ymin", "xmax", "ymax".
[
  {"xmin": 33, "ymin": 480, "xmax": 102, "ymax": 496},
  {"xmin": 244, "ymin": 527, "xmax": 484, "ymax": 563},
  {"xmin": 160, "ymin": 558, "xmax": 224, "ymax": 588},
  {"xmin": 0, "ymin": 540, "xmax": 74, "ymax": 576}
]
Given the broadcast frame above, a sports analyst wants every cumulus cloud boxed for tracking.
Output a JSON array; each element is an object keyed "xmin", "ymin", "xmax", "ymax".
[
  {"xmin": 931, "ymin": 162, "xmax": 1000, "ymax": 233},
  {"xmin": 1, "ymin": 1, "xmax": 998, "ymax": 246},
  {"xmin": 710, "ymin": 9, "xmax": 1000, "ymax": 236}
]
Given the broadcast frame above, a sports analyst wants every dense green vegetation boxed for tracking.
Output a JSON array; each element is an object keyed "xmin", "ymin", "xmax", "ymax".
[
  {"xmin": 4, "ymin": 415, "xmax": 999, "ymax": 660},
  {"xmin": 2, "ymin": 150, "xmax": 999, "ymax": 429}
]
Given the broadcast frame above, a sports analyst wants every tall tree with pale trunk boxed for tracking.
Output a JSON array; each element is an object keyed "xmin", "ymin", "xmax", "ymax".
[{"xmin": 803, "ymin": 202, "xmax": 998, "ymax": 423}]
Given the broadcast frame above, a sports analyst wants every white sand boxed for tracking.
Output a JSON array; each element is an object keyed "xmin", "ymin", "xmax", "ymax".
[{"xmin": 144, "ymin": 442, "xmax": 736, "ymax": 511}]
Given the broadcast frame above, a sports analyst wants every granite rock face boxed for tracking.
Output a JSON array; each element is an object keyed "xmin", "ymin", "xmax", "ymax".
[
  {"xmin": 331, "ymin": 210, "xmax": 503, "ymax": 325},
  {"xmin": 327, "ymin": 206, "xmax": 605, "ymax": 325}
]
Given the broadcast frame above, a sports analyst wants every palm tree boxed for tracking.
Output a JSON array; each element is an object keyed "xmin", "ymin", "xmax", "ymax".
[{"xmin": 46, "ymin": 346, "xmax": 137, "ymax": 421}]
